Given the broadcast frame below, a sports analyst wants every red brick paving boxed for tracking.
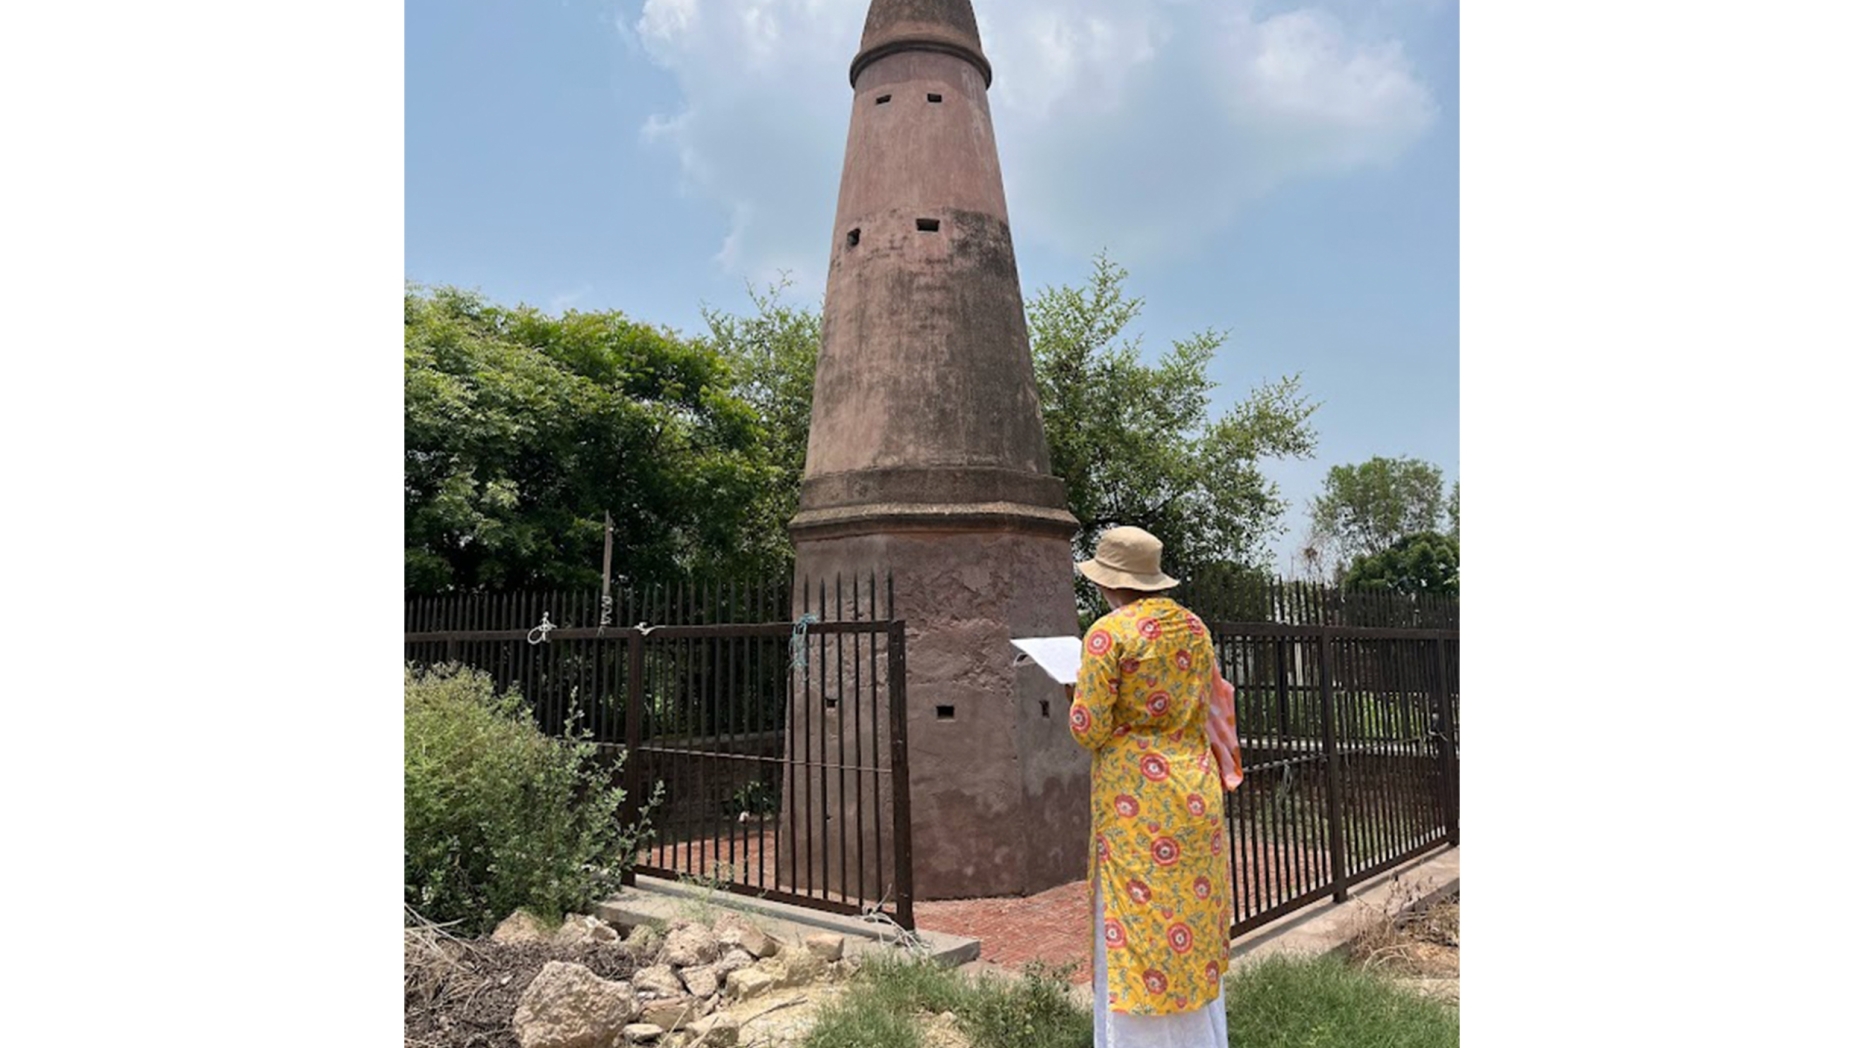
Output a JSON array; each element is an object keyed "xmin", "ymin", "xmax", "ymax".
[
  {"xmin": 636, "ymin": 823, "xmax": 1337, "ymax": 989},
  {"xmin": 911, "ymin": 840, "xmax": 1338, "ymax": 986},
  {"xmin": 917, "ymin": 879, "xmax": 1097, "ymax": 983},
  {"xmin": 638, "ymin": 826, "xmax": 782, "ymax": 882}
]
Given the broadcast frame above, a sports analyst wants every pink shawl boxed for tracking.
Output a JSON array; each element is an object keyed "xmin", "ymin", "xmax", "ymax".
[{"xmin": 1204, "ymin": 666, "xmax": 1244, "ymax": 791}]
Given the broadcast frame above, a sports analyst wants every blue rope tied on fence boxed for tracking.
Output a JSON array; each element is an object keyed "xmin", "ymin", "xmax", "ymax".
[{"xmin": 791, "ymin": 612, "xmax": 821, "ymax": 672}]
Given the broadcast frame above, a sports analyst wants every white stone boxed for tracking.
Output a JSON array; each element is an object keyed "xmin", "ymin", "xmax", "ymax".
[
  {"xmin": 679, "ymin": 963, "xmax": 721, "ymax": 999},
  {"xmin": 723, "ymin": 966, "xmax": 777, "ymax": 1000},
  {"xmin": 553, "ymin": 914, "xmax": 610, "ymax": 947},
  {"xmin": 803, "ymin": 933, "xmax": 845, "ymax": 962},
  {"xmin": 686, "ymin": 1014, "xmax": 741, "ymax": 1048},
  {"xmin": 640, "ymin": 996, "xmax": 702, "ymax": 1031},
  {"xmin": 625, "ymin": 924, "xmax": 664, "ymax": 958},
  {"xmin": 491, "ymin": 910, "xmax": 553, "ymax": 945},
  {"xmin": 511, "ymin": 961, "xmax": 636, "ymax": 1048},
  {"xmin": 771, "ymin": 950, "xmax": 825, "ymax": 988},
  {"xmin": 623, "ymin": 1024, "xmax": 666, "ymax": 1044},
  {"xmin": 714, "ymin": 916, "xmax": 777, "ymax": 959},
  {"xmin": 714, "ymin": 947, "xmax": 757, "ymax": 975},
  {"xmin": 663, "ymin": 923, "xmax": 722, "ymax": 968},
  {"xmin": 635, "ymin": 965, "xmax": 686, "ymax": 998}
]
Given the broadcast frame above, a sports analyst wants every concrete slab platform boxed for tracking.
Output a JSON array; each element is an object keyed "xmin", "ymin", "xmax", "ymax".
[
  {"xmin": 594, "ymin": 875, "xmax": 982, "ymax": 967},
  {"xmin": 1229, "ymin": 846, "xmax": 1460, "ymax": 963},
  {"xmin": 941, "ymin": 846, "xmax": 1458, "ymax": 1010}
]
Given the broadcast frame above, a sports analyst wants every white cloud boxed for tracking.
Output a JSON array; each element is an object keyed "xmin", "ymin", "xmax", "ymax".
[
  {"xmin": 550, "ymin": 284, "xmax": 594, "ymax": 313},
  {"xmin": 623, "ymin": 0, "xmax": 1440, "ymax": 282}
]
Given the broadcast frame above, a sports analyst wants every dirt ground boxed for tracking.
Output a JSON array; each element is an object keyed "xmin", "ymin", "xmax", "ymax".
[
  {"xmin": 1346, "ymin": 890, "xmax": 1460, "ymax": 1005},
  {"xmin": 405, "ymin": 892, "xmax": 1460, "ymax": 1046},
  {"xmin": 404, "ymin": 921, "xmax": 848, "ymax": 1048},
  {"xmin": 405, "ymin": 929, "xmax": 644, "ymax": 1048}
]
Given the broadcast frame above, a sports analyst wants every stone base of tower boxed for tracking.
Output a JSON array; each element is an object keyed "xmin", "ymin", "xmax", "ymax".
[{"xmin": 780, "ymin": 520, "xmax": 1089, "ymax": 902}]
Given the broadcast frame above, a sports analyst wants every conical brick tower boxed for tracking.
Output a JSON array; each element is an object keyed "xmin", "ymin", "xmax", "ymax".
[{"xmin": 784, "ymin": 0, "xmax": 1088, "ymax": 903}]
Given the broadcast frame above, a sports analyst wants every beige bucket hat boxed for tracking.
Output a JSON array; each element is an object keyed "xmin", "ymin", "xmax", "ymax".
[{"xmin": 1076, "ymin": 526, "xmax": 1179, "ymax": 592}]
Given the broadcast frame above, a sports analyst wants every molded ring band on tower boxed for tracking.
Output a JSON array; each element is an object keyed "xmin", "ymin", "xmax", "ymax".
[{"xmin": 850, "ymin": 37, "xmax": 993, "ymax": 87}]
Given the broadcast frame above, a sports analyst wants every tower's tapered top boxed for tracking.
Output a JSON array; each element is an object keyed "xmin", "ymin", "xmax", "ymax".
[{"xmin": 851, "ymin": 0, "xmax": 991, "ymax": 87}]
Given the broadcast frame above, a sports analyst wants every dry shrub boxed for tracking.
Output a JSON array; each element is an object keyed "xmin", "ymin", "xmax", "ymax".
[
  {"xmin": 403, "ymin": 905, "xmax": 642, "ymax": 1048},
  {"xmin": 1344, "ymin": 878, "xmax": 1459, "ymax": 980}
]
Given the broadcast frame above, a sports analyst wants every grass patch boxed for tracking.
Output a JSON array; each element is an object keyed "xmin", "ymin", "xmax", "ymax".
[
  {"xmin": 802, "ymin": 957, "xmax": 1090, "ymax": 1048},
  {"xmin": 808, "ymin": 952, "xmax": 1455, "ymax": 1048},
  {"xmin": 803, "ymin": 998, "xmax": 926, "ymax": 1048},
  {"xmin": 1226, "ymin": 954, "xmax": 1458, "ymax": 1048},
  {"xmin": 673, "ymin": 864, "xmax": 757, "ymax": 925}
]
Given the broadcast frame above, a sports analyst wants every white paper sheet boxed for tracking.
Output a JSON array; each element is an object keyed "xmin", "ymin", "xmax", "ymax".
[{"xmin": 1010, "ymin": 636, "xmax": 1083, "ymax": 685}]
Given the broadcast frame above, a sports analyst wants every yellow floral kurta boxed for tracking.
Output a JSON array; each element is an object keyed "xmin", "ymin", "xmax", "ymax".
[{"xmin": 1070, "ymin": 597, "xmax": 1229, "ymax": 1015}]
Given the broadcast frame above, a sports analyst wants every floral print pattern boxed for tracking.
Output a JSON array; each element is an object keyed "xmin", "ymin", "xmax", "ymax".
[{"xmin": 1070, "ymin": 597, "xmax": 1231, "ymax": 1015}]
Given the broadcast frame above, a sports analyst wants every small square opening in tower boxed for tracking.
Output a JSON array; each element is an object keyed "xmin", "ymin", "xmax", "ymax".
[
  {"xmin": 916, "ymin": 218, "xmax": 940, "ymax": 232},
  {"xmin": 875, "ymin": 94, "xmax": 892, "ymax": 105},
  {"xmin": 1039, "ymin": 700, "xmax": 1051, "ymax": 719},
  {"xmin": 846, "ymin": 228, "xmax": 860, "ymax": 247},
  {"xmin": 935, "ymin": 705, "xmax": 956, "ymax": 721},
  {"xmin": 927, "ymin": 93, "xmax": 944, "ymax": 103}
]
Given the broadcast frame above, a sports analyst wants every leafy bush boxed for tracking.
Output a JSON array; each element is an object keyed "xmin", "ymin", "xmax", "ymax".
[{"xmin": 405, "ymin": 664, "xmax": 648, "ymax": 933}]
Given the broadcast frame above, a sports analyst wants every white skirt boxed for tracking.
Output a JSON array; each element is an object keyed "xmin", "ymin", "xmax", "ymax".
[{"xmin": 1091, "ymin": 877, "xmax": 1229, "ymax": 1048}]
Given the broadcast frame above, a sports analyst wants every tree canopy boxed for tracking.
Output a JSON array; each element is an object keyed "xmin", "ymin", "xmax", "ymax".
[
  {"xmin": 1342, "ymin": 530, "xmax": 1459, "ymax": 596},
  {"xmin": 406, "ymin": 257, "xmax": 1329, "ymax": 597},
  {"xmin": 1028, "ymin": 254, "xmax": 1320, "ymax": 586},
  {"xmin": 1306, "ymin": 455, "xmax": 1448, "ymax": 567},
  {"xmin": 697, "ymin": 278, "xmax": 822, "ymax": 546},
  {"xmin": 404, "ymin": 285, "xmax": 786, "ymax": 595}
]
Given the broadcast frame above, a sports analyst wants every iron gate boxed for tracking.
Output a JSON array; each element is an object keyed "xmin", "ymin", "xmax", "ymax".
[{"xmin": 404, "ymin": 576, "xmax": 917, "ymax": 929}]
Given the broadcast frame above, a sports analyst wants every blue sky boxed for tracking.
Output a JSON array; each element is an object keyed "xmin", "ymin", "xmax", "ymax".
[{"xmin": 406, "ymin": 0, "xmax": 1459, "ymax": 572}]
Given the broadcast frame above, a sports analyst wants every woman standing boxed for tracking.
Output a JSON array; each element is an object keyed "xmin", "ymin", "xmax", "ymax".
[{"xmin": 1069, "ymin": 526, "xmax": 1231, "ymax": 1048}]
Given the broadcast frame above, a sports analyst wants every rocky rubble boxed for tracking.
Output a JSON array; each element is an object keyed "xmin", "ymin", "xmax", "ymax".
[
  {"xmin": 512, "ymin": 961, "xmax": 638, "ymax": 1048},
  {"xmin": 502, "ymin": 910, "xmax": 848, "ymax": 1048}
]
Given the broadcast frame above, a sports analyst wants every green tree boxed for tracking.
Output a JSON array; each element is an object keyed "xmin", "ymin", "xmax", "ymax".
[
  {"xmin": 1306, "ymin": 455, "xmax": 1448, "ymax": 565},
  {"xmin": 407, "ymin": 256, "xmax": 1321, "ymax": 599},
  {"xmin": 1342, "ymin": 530, "xmax": 1459, "ymax": 595},
  {"xmin": 1448, "ymin": 478, "xmax": 1459, "ymax": 538},
  {"xmin": 700, "ymin": 278, "xmax": 822, "ymax": 547},
  {"xmin": 404, "ymin": 285, "xmax": 784, "ymax": 595},
  {"xmin": 1028, "ymin": 254, "xmax": 1320, "ymax": 588}
]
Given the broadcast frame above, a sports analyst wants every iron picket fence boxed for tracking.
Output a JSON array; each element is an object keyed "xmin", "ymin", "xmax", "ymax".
[
  {"xmin": 405, "ymin": 573, "xmax": 917, "ymax": 930},
  {"xmin": 1209, "ymin": 620, "xmax": 1459, "ymax": 937}
]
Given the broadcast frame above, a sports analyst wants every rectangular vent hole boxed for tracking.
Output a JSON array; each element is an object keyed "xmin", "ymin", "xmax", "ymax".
[
  {"xmin": 1040, "ymin": 700, "xmax": 1051, "ymax": 719},
  {"xmin": 916, "ymin": 218, "xmax": 941, "ymax": 232},
  {"xmin": 846, "ymin": 228, "xmax": 860, "ymax": 247},
  {"xmin": 876, "ymin": 94, "xmax": 892, "ymax": 105},
  {"xmin": 927, "ymin": 93, "xmax": 944, "ymax": 103},
  {"xmin": 935, "ymin": 705, "xmax": 956, "ymax": 721}
]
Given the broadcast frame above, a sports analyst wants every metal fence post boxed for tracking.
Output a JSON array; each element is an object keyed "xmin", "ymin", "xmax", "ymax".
[
  {"xmin": 622, "ymin": 628, "xmax": 646, "ymax": 887},
  {"xmin": 1433, "ymin": 636, "xmax": 1459, "ymax": 847},
  {"xmin": 1318, "ymin": 627, "xmax": 1350, "ymax": 903},
  {"xmin": 887, "ymin": 620, "xmax": 916, "ymax": 931}
]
